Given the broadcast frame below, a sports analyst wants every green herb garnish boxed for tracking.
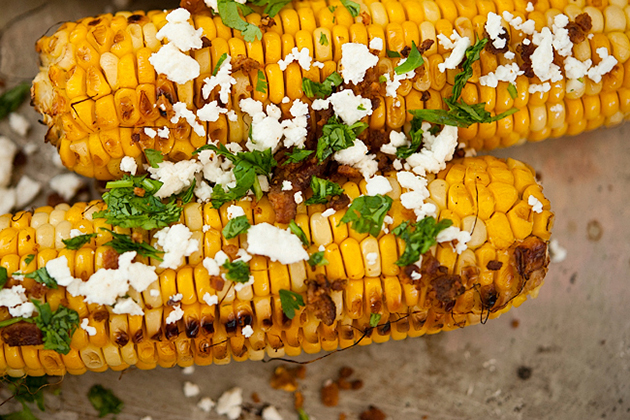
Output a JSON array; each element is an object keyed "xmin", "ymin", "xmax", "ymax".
[
  {"xmin": 88, "ymin": 384, "xmax": 124, "ymax": 418},
  {"xmin": 319, "ymin": 32, "xmax": 329, "ymax": 46},
  {"xmin": 255, "ymin": 69, "xmax": 268, "ymax": 94},
  {"xmin": 25, "ymin": 267, "xmax": 57, "ymax": 289},
  {"xmin": 451, "ymin": 37, "xmax": 487, "ymax": 101},
  {"xmin": 507, "ymin": 83, "xmax": 518, "ymax": 99},
  {"xmin": 213, "ymin": 53, "xmax": 228, "ymax": 76},
  {"xmin": 279, "ymin": 289, "xmax": 305, "ymax": 320},
  {"xmin": 340, "ymin": 0, "xmax": 360, "ymax": 17},
  {"xmin": 32, "ymin": 301, "xmax": 80, "ymax": 355},
  {"xmin": 222, "ymin": 215, "xmax": 251, "ymax": 239},
  {"xmin": 288, "ymin": 220, "xmax": 310, "ymax": 246},
  {"xmin": 302, "ymin": 72, "xmax": 343, "ymax": 99},
  {"xmin": 93, "ymin": 174, "xmax": 194, "ymax": 230},
  {"xmin": 395, "ymin": 118, "xmax": 423, "ymax": 160},
  {"xmin": 62, "ymin": 233, "xmax": 97, "ymax": 250},
  {"xmin": 103, "ymin": 230, "xmax": 164, "ymax": 261},
  {"xmin": 0, "ymin": 83, "xmax": 30, "ymax": 120},
  {"xmin": 394, "ymin": 40, "xmax": 424, "ymax": 75},
  {"xmin": 217, "ymin": 0, "xmax": 262, "ymax": 42},
  {"xmin": 144, "ymin": 149, "xmax": 163, "ymax": 168},
  {"xmin": 369, "ymin": 313, "xmax": 382, "ymax": 327},
  {"xmin": 283, "ymin": 148, "xmax": 314, "ymax": 165},
  {"xmin": 316, "ymin": 116, "xmax": 368, "ymax": 162},
  {"xmin": 307, "ymin": 251, "xmax": 328, "ymax": 267},
  {"xmin": 0, "ymin": 267, "xmax": 7, "ymax": 290},
  {"xmin": 1, "ymin": 375, "xmax": 51, "ymax": 419},
  {"xmin": 250, "ymin": 0, "xmax": 293, "ymax": 17},
  {"xmin": 392, "ymin": 216, "xmax": 453, "ymax": 266},
  {"xmin": 24, "ymin": 254, "xmax": 35, "ymax": 265},
  {"xmin": 222, "ymin": 260, "xmax": 251, "ymax": 283},
  {"xmin": 305, "ymin": 176, "xmax": 344, "ymax": 205},
  {"xmin": 386, "ymin": 49, "xmax": 401, "ymax": 58},
  {"xmin": 339, "ymin": 195, "xmax": 393, "ymax": 237}
]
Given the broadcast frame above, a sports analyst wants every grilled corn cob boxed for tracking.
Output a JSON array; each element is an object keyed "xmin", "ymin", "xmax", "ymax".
[
  {"xmin": 32, "ymin": 0, "xmax": 630, "ymax": 180},
  {"xmin": 0, "ymin": 156, "xmax": 551, "ymax": 376}
]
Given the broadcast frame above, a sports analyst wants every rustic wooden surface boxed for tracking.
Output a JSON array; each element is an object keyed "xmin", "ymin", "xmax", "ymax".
[{"xmin": 0, "ymin": 0, "xmax": 629, "ymax": 418}]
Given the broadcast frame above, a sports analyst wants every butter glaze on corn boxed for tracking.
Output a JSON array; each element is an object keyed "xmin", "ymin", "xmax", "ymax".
[
  {"xmin": 32, "ymin": 0, "xmax": 630, "ymax": 180},
  {"xmin": 0, "ymin": 156, "xmax": 551, "ymax": 376}
]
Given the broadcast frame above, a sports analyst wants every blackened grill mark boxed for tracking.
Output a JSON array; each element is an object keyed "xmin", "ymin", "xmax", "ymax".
[
  {"xmin": 127, "ymin": 14, "xmax": 144, "ymax": 23},
  {"xmin": 114, "ymin": 331, "xmax": 129, "ymax": 347},
  {"xmin": 225, "ymin": 318, "xmax": 237, "ymax": 334},
  {"xmin": 202, "ymin": 320, "xmax": 215, "ymax": 335},
  {"xmin": 165, "ymin": 323, "xmax": 179, "ymax": 340},
  {"xmin": 262, "ymin": 318, "xmax": 273, "ymax": 328},
  {"xmin": 239, "ymin": 314, "xmax": 253, "ymax": 326},
  {"xmin": 185, "ymin": 319, "xmax": 200, "ymax": 338},
  {"xmin": 377, "ymin": 321, "xmax": 391, "ymax": 335},
  {"xmin": 133, "ymin": 329, "xmax": 144, "ymax": 343}
]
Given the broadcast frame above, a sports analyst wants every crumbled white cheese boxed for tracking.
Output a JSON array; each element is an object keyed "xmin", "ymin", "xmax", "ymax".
[
  {"xmin": 278, "ymin": 47, "xmax": 313, "ymax": 71},
  {"xmin": 182, "ymin": 366, "xmax": 195, "ymax": 375},
  {"xmin": 167, "ymin": 304, "xmax": 185, "ymax": 324},
  {"xmin": 262, "ymin": 406, "xmax": 284, "ymax": 420},
  {"xmin": 155, "ymin": 224, "xmax": 199, "ymax": 269},
  {"xmin": 321, "ymin": 208, "xmax": 335, "ymax": 218},
  {"xmin": 528, "ymin": 195, "xmax": 543, "ymax": 213},
  {"xmin": 369, "ymin": 37, "xmax": 384, "ymax": 51},
  {"xmin": 340, "ymin": 43, "xmax": 379, "ymax": 84},
  {"xmin": 183, "ymin": 381, "xmax": 200, "ymax": 398},
  {"xmin": 380, "ymin": 130, "xmax": 409, "ymax": 155},
  {"xmin": 411, "ymin": 271, "xmax": 422, "ymax": 280},
  {"xmin": 437, "ymin": 226, "xmax": 471, "ymax": 254},
  {"xmin": 551, "ymin": 14, "xmax": 572, "ymax": 57},
  {"xmin": 119, "ymin": 156, "xmax": 138, "ymax": 175},
  {"xmin": 202, "ymin": 55, "xmax": 236, "ymax": 104},
  {"xmin": 216, "ymin": 387, "xmax": 243, "ymax": 420},
  {"xmin": 282, "ymin": 180, "xmax": 293, "ymax": 191},
  {"xmin": 214, "ymin": 250, "xmax": 229, "ymax": 267},
  {"xmin": 235, "ymin": 248, "xmax": 252, "ymax": 263},
  {"xmin": 313, "ymin": 90, "xmax": 373, "ymax": 126},
  {"xmin": 485, "ymin": 12, "xmax": 506, "ymax": 50},
  {"xmin": 169, "ymin": 293, "xmax": 183, "ymax": 303},
  {"xmin": 549, "ymin": 103, "xmax": 563, "ymax": 114},
  {"xmin": 382, "ymin": 63, "xmax": 416, "ymax": 98},
  {"xmin": 549, "ymin": 239, "xmax": 567, "ymax": 263},
  {"xmin": 8, "ymin": 113, "xmax": 30, "ymax": 137},
  {"xmin": 318, "ymin": 245, "xmax": 326, "ymax": 252},
  {"xmin": 393, "ymin": 159, "xmax": 403, "ymax": 170},
  {"xmin": 171, "ymin": 102, "xmax": 205, "ymax": 137},
  {"xmin": 366, "ymin": 252, "xmax": 378, "ymax": 265},
  {"xmin": 528, "ymin": 83, "xmax": 551, "ymax": 94},
  {"xmin": 282, "ymin": 96, "xmax": 290, "ymax": 104},
  {"xmin": 227, "ymin": 205, "xmax": 245, "ymax": 220},
  {"xmin": 242, "ymin": 325, "xmax": 254, "ymax": 338},
  {"xmin": 156, "ymin": 8, "xmax": 204, "ymax": 52},
  {"xmin": 0, "ymin": 285, "xmax": 35, "ymax": 318},
  {"xmin": 313, "ymin": 61, "xmax": 325, "ymax": 69},
  {"xmin": 479, "ymin": 63, "xmax": 523, "ymax": 88},
  {"xmin": 438, "ymin": 31, "xmax": 471, "ymax": 72},
  {"xmin": 197, "ymin": 100, "xmax": 227, "ymax": 122},
  {"xmin": 246, "ymin": 223, "xmax": 309, "ymax": 264},
  {"xmin": 333, "ymin": 140, "xmax": 378, "ymax": 179},
  {"xmin": 365, "ymin": 175, "xmax": 392, "ymax": 196},
  {"xmin": 144, "ymin": 127, "xmax": 157, "ymax": 138},
  {"xmin": 112, "ymin": 297, "xmax": 144, "ymax": 316},
  {"xmin": 22, "ymin": 143, "xmax": 38, "ymax": 156},
  {"xmin": 81, "ymin": 318, "xmax": 97, "ymax": 336},
  {"xmin": 15, "ymin": 176, "xmax": 41, "ymax": 209},
  {"xmin": 204, "ymin": 0, "xmax": 219, "ymax": 12},
  {"xmin": 197, "ymin": 397, "xmax": 216, "ymax": 413},
  {"xmin": 70, "ymin": 229, "xmax": 82, "ymax": 238},
  {"xmin": 49, "ymin": 173, "xmax": 84, "ymax": 201},
  {"xmin": 149, "ymin": 43, "xmax": 200, "ymax": 85},
  {"xmin": 281, "ymin": 99, "xmax": 309, "ymax": 149},
  {"xmin": 197, "ymin": 149, "xmax": 237, "ymax": 188},
  {"xmin": 157, "ymin": 127, "xmax": 170, "ymax": 138},
  {"xmin": 46, "ymin": 255, "xmax": 78, "ymax": 288},
  {"xmin": 526, "ymin": 1, "xmax": 534, "ymax": 12},
  {"xmin": 257, "ymin": 175, "xmax": 270, "ymax": 193},
  {"xmin": 406, "ymin": 125, "xmax": 459, "ymax": 177},
  {"xmin": 587, "ymin": 48, "xmax": 618, "ymax": 83},
  {"xmin": 504, "ymin": 51, "xmax": 515, "ymax": 60},
  {"xmin": 240, "ymin": 99, "xmax": 284, "ymax": 152},
  {"xmin": 503, "ymin": 11, "xmax": 536, "ymax": 35},
  {"xmin": 203, "ymin": 292, "xmax": 219, "ymax": 306},
  {"xmin": 203, "ymin": 257, "xmax": 221, "ymax": 276},
  {"xmin": 531, "ymin": 28, "xmax": 563, "ymax": 82},
  {"xmin": 294, "ymin": 191, "xmax": 303, "ymax": 204},
  {"xmin": 564, "ymin": 56, "xmax": 592, "ymax": 80},
  {"xmin": 148, "ymin": 159, "xmax": 202, "ymax": 198}
]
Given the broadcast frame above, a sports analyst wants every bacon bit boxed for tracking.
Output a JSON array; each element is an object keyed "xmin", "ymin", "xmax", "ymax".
[
  {"xmin": 114, "ymin": 331, "xmax": 129, "ymax": 347},
  {"xmin": 518, "ymin": 42, "xmax": 536, "ymax": 78},
  {"xmin": 336, "ymin": 165, "xmax": 362, "ymax": 179},
  {"xmin": 1, "ymin": 321, "xmax": 43, "ymax": 346},
  {"xmin": 210, "ymin": 275, "xmax": 225, "ymax": 292},
  {"xmin": 511, "ymin": 319, "xmax": 520, "ymax": 328},
  {"xmin": 418, "ymin": 39, "xmax": 435, "ymax": 55},
  {"xmin": 575, "ymin": 13, "xmax": 593, "ymax": 32},
  {"xmin": 260, "ymin": 16, "xmax": 277, "ymax": 31},
  {"xmin": 360, "ymin": 11, "xmax": 371, "ymax": 24},
  {"xmin": 232, "ymin": 55, "xmax": 261, "ymax": 73},
  {"xmin": 306, "ymin": 274, "xmax": 338, "ymax": 326},
  {"xmin": 513, "ymin": 236, "xmax": 549, "ymax": 281},
  {"xmin": 270, "ymin": 365, "xmax": 304, "ymax": 392},
  {"xmin": 251, "ymin": 392, "xmax": 261, "ymax": 403},
  {"xmin": 330, "ymin": 194, "xmax": 350, "ymax": 211},
  {"xmin": 351, "ymin": 380, "xmax": 364, "ymax": 390},
  {"xmin": 339, "ymin": 366, "xmax": 354, "ymax": 378},
  {"xmin": 30, "ymin": 282, "xmax": 48, "ymax": 299},
  {"xmin": 401, "ymin": 45, "xmax": 411, "ymax": 58},
  {"xmin": 486, "ymin": 260, "xmax": 503, "ymax": 271},
  {"xmin": 223, "ymin": 244, "xmax": 239, "ymax": 261},
  {"xmin": 431, "ymin": 274, "xmax": 465, "ymax": 304},
  {"xmin": 338, "ymin": 377, "xmax": 352, "ymax": 390},
  {"xmin": 201, "ymin": 36, "xmax": 212, "ymax": 49},
  {"xmin": 568, "ymin": 13, "xmax": 592, "ymax": 43},
  {"xmin": 92, "ymin": 309, "xmax": 109, "ymax": 322},
  {"xmin": 179, "ymin": 0, "xmax": 211, "ymax": 14},
  {"xmin": 321, "ymin": 380, "xmax": 339, "ymax": 407},
  {"xmin": 421, "ymin": 90, "xmax": 431, "ymax": 102},
  {"xmin": 103, "ymin": 248, "xmax": 120, "ymax": 270},
  {"xmin": 484, "ymin": 29, "xmax": 510, "ymax": 54},
  {"xmin": 359, "ymin": 406, "xmax": 387, "ymax": 420}
]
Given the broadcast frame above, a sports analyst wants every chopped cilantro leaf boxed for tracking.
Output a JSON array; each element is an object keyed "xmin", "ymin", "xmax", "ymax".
[
  {"xmin": 1, "ymin": 375, "xmax": 50, "ymax": 417},
  {"xmin": 369, "ymin": 313, "xmax": 381, "ymax": 327},
  {"xmin": 392, "ymin": 216, "xmax": 453, "ymax": 266},
  {"xmin": 88, "ymin": 385, "xmax": 124, "ymax": 418},
  {"xmin": 255, "ymin": 69, "xmax": 268, "ymax": 94},
  {"xmin": 0, "ymin": 267, "xmax": 7, "ymax": 290},
  {"xmin": 0, "ymin": 83, "xmax": 30, "ymax": 120},
  {"xmin": 213, "ymin": 53, "xmax": 228, "ymax": 77},
  {"xmin": 340, "ymin": 0, "xmax": 360, "ymax": 17},
  {"xmin": 0, "ymin": 317, "xmax": 31, "ymax": 329},
  {"xmin": 302, "ymin": 72, "xmax": 343, "ymax": 99},
  {"xmin": 62, "ymin": 233, "xmax": 97, "ymax": 250},
  {"xmin": 144, "ymin": 149, "xmax": 163, "ymax": 168},
  {"xmin": 409, "ymin": 101, "xmax": 518, "ymax": 128},
  {"xmin": 452, "ymin": 37, "xmax": 487, "ymax": 101},
  {"xmin": 24, "ymin": 254, "xmax": 35, "ymax": 265},
  {"xmin": 339, "ymin": 195, "xmax": 393, "ymax": 237},
  {"xmin": 217, "ymin": 0, "xmax": 262, "ymax": 42},
  {"xmin": 279, "ymin": 289, "xmax": 304, "ymax": 319},
  {"xmin": 250, "ymin": 0, "xmax": 292, "ymax": 17},
  {"xmin": 394, "ymin": 40, "xmax": 424, "ymax": 75},
  {"xmin": 508, "ymin": 83, "xmax": 518, "ymax": 99},
  {"xmin": 222, "ymin": 260, "xmax": 250, "ymax": 283},
  {"xmin": 103, "ymin": 230, "xmax": 164, "ymax": 261},
  {"xmin": 307, "ymin": 251, "xmax": 328, "ymax": 267},
  {"xmin": 328, "ymin": 5, "xmax": 337, "ymax": 12},
  {"xmin": 395, "ymin": 119, "xmax": 423, "ymax": 159},
  {"xmin": 25, "ymin": 267, "xmax": 57, "ymax": 289},
  {"xmin": 289, "ymin": 220, "xmax": 310, "ymax": 246},
  {"xmin": 283, "ymin": 148, "xmax": 314, "ymax": 165},
  {"xmin": 93, "ymin": 174, "xmax": 193, "ymax": 230},
  {"xmin": 378, "ymin": 75, "xmax": 387, "ymax": 84},
  {"xmin": 386, "ymin": 49, "xmax": 401, "ymax": 58},
  {"xmin": 32, "ymin": 300, "xmax": 79, "ymax": 355},
  {"xmin": 316, "ymin": 116, "xmax": 368, "ymax": 162},
  {"xmin": 241, "ymin": 24, "xmax": 263, "ymax": 42},
  {"xmin": 357, "ymin": 104, "xmax": 366, "ymax": 111},
  {"xmin": 305, "ymin": 176, "xmax": 344, "ymax": 205},
  {"xmin": 319, "ymin": 32, "xmax": 329, "ymax": 46},
  {"xmin": 223, "ymin": 215, "xmax": 251, "ymax": 239}
]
